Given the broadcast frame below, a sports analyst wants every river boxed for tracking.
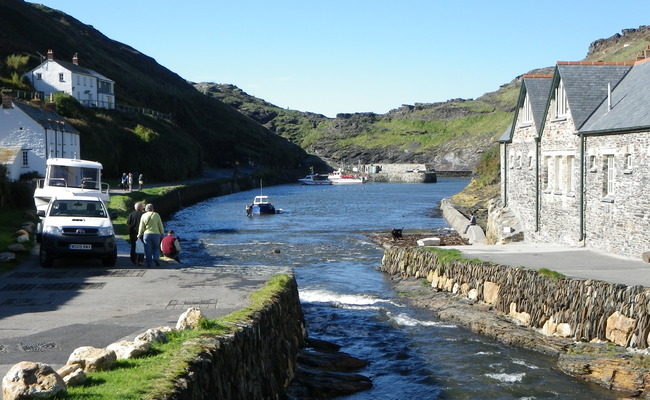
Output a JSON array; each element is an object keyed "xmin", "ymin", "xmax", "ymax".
[{"xmin": 164, "ymin": 178, "xmax": 615, "ymax": 399}]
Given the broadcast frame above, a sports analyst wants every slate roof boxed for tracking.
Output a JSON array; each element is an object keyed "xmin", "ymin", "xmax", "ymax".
[
  {"xmin": 523, "ymin": 75, "xmax": 553, "ymax": 133},
  {"xmin": 580, "ymin": 59, "xmax": 650, "ymax": 134},
  {"xmin": 12, "ymin": 102, "xmax": 80, "ymax": 134},
  {"xmin": 497, "ymin": 124, "xmax": 512, "ymax": 143},
  {"xmin": 556, "ymin": 62, "xmax": 632, "ymax": 130}
]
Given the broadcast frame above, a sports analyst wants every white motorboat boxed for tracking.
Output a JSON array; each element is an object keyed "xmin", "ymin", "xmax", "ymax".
[
  {"xmin": 33, "ymin": 157, "xmax": 110, "ymax": 213},
  {"xmin": 327, "ymin": 170, "xmax": 366, "ymax": 185},
  {"xmin": 298, "ymin": 174, "xmax": 332, "ymax": 185}
]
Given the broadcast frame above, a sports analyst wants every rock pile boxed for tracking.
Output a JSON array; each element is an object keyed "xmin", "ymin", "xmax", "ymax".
[{"xmin": 1, "ymin": 308, "xmax": 205, "ymax": 400}]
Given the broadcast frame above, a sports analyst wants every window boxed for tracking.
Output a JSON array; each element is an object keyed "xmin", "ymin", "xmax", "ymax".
[
  {"xmin": 521, "ymin": 93, "xmax": 533, "ymax": 124},
  {"xmin": 589, "ymin": 155, "xmax": 597, "ymax": 172},
  {"xmin": 603, "ymin": 155, "xmax": 614, "ymax": 198},
  {"xmin": 542, "ymin": 156, "xmax": 550, "ymax": 191},
  {"xmin": 76, "ymin": 75, "xmax": 80, "ymax": 85},
  {"xmin": 36, "ymin": 73, "xmax": 42, "ymax": 80},
  {"xmin": 554, "ymin": 156, "xmax": 562, "ymax": 193},
  {"xmin": 528, "ymin": 155, "xmax": 534, "ymax": 169},
  {"xmin": 22, "ymin": 151, "xmax": 28, "ymax": 167},
  {"xmin": 624, "ymin": 152, "xmax": 633, "ymax": 174},
  {"xmin": 554, "ymin": 80, "xmax": 568, "ymax": 118},
  {"xmin": 566, "ymin": 156, "xmax": 575, "ymax": 194},
  {"xmin": 59, "ymin": 73, "xmax": 64, "ymax": 82}
]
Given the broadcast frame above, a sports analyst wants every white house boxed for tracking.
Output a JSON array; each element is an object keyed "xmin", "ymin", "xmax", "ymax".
[
  {"xmin": 0, "ymin": 90, "xmax": 80, "ymax": 181},
  {"xmin": 24, "ymin": 49, "xmax": 115, "ymax": 109},
  {"xmin": 498, "ymin": 53, "xmax": 650, "ymax": 260}
]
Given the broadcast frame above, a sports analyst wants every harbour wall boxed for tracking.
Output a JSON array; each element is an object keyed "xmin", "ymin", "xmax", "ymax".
[
  {"xmin": 378, "ymin": 247, "xmax": 650, "ymax": 350},
  {"xmin": 163, "ymin": 276, "xmax": 306, "ymax": 400}
]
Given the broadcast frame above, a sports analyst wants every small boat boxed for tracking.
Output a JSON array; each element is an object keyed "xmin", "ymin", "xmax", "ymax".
[
  {"xmin": 328, "ymin": 170, "xmax": 366, "ymax": 185},
  {"xmin": 33, "ymin": 157, "xmax": 111, "ymax": 213},
  {"xmin": 246, "ymin": 195, "xmax": 276, "ymax": 215},
  {"xmin": 298, "ymin": 174, "xmax": 332, "ymax": 185}
]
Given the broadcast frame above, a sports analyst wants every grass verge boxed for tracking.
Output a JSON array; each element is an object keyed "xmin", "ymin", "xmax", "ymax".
[{"xmin": 65, "ymin": 274, "xmax": 292, "ymax": 399}]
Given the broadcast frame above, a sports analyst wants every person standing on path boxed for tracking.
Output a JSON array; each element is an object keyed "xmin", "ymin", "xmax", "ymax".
[
  {"xmin": 137, "ymin": 203, "xmax": 164, "ymax": 267},
  {"xmin": 126, "ymin": 202, "xmax": 145, "ymax": 265},
  {"xmin": 138, "ymin": 173, "xmax": 144, "ymax": 190}
]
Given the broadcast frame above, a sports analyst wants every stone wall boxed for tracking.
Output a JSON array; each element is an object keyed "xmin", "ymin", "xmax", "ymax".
[
  {"xmin": 164, "ymin": 276, "xmax": 306, "ymax": 400},
  {"xmin": 379, "ymin": 247, "xmax": 650, "ymax": 349}
]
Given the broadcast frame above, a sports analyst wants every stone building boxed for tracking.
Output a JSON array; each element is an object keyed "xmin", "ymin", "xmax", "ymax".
[{"xmin": 498, "ymin": 56, "xmax": 650, "ymax": 259}]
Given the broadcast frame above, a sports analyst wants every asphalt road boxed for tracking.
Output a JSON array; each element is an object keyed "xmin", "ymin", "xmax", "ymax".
[{"xmin": 0, "ymin": 238, "xmax": 285, "ymax": 381}]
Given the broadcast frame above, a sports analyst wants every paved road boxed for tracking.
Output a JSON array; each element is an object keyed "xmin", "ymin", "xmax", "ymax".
[
  {"xmin": 0, "ymin": 238, "xmax": 288, "ymax": 381},
  {"xmin": 446, "ymin": 241, "xmax": 650, "ymax": 288}
]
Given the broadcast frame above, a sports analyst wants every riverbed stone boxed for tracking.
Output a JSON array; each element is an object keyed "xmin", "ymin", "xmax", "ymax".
[{"xmin": 2, "ymin": 361, "xmax": 66, "ymax": 400}]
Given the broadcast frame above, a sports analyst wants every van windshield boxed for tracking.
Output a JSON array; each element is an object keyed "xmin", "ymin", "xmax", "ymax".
[{"xmin": 50, "ymin": 200, "xmax": 106, "ymax": 217}]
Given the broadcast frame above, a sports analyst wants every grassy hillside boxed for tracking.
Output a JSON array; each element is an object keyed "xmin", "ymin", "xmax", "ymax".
[
  {"xmin": 0, "ymin": 0, "xmax": 311, "ymax": 181},
  {"xmin": 196, "ymin": 82, "xmax": 518, "ymax": 172}
]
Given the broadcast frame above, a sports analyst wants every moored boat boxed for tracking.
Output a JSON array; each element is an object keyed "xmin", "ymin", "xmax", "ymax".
[
  {"xmin": 298, "ymin": 174, "xmax": 332, "ymax": 185},
  {"xmin": 327, "ymin": 170, "xmax": 366, "ymax": 185},
  {"xmin": 246, "ymin": 195, "xmax": 276, "ymax": 215},
  {"xmin": 33, "ymin": 157, "xmax": 110, "ymax": 213}
]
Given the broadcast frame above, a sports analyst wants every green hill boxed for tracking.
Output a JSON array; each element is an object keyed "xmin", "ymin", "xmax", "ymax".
[{"xmin": 0, "ymin": 0, "xmax": 313, "ymax": 181}]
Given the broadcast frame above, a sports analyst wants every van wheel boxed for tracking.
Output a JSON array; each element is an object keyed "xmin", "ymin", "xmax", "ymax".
[
  {"xmin": 102, "ymin": 248, "xmax": 117, "ymax": 267},
  {"xmin": 39, "ymin": 246, "xmax": 54, "ymax": 268}
]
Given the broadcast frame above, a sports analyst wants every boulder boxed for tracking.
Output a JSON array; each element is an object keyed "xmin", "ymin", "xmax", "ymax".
[
  {"xmin": 67, "ymin": 346, "xmax": 117, "ymax": 372},
  {"xmin": 107, "ymin": 340, "xmax": 152, "ymax": 360},
  {"xmin": 483, "ymin": 281, "xmax": 500, "ymax": 305},
  {"xmin": 7, "ymin": 244, "xmax": 27, "ymax": 253},
  {"xmin": 606, "ymin": 311, "xmax": 636, "ymax": 347},
  {"xmin": 0, "ymin": 252, "xmax": 16, "ymax": 262},
  {"xmin": 2, "ymin": 361, "xmax": 66, "ymax": 400},
  {"xmin": 135, "ymin": 327, "xmax": 172, "ymax": 344},
  {"xmin": 176, "ymin": 307, "xmax": 205, "ymax": 330},
  {"xmin": 57, "ymin": 364, "xmax": 86, "ymax": 387}
]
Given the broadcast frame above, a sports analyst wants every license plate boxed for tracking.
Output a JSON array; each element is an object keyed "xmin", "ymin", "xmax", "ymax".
[{"xmin": 70, "ymin": 244, "xmax": 92, "ymax": 250}]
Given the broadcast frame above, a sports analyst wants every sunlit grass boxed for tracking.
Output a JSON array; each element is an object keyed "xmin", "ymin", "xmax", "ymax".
[{"xmin": 65, "ymin": 274, "xmax": 292, "ymax": 399}]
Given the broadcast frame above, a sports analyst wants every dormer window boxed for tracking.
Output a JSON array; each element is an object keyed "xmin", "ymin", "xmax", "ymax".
[
  {"xmin": 521, "ymin": 93, "xmax": 533, "ymax": 124},
  {"xmin": 554, "ymin": 80, "xmax": 568, "ymax": 119}
]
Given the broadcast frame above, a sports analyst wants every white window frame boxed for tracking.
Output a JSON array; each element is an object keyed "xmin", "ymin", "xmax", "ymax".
[
  {"xmin": 602, "ymin": 155, "xmax": 615, "ymax": 201},
  {"xmin": 22, "ymin": 151, "xmax": 28, "ymax": 167},
  {"xmin": 553, "ymin": 156, "xmax": 562, "ymax": 194},
  {"xmin": 521, "ymin": 93, "xmax": 533, "ymax": 125},
  {"xmin": 566, "ymin": 155, "xmax": 575, "ymax": 195},
  {"xmin": 554, "ymin": 80, "xmax": 568, "ymax": 119}
]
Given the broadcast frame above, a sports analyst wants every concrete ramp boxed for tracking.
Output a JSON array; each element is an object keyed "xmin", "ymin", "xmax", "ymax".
[{"xmin": 440, "ymin": 199, "xmax": 486, "ymax": 244}]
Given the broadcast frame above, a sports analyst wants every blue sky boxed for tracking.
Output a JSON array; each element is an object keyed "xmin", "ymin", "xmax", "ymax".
[{"xmin": 32, "ymin": 1, "xmax": 649, "ymax": 117}]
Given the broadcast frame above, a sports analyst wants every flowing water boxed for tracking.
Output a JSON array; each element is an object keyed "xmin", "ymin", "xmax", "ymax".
[{"xmin": 165, "ymin": 178, "xmax": 615, "ymax": 399}]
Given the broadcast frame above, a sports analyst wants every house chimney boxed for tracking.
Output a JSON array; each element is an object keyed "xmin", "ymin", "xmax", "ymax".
[
  {"xmin": 72, "ymin": 53, "xmax": 78, "ymax": 65},
  {"xmin": 1, "ymin": 89, "xmax": 14, "ymax": 109},
  {"xmin": 47, "ymin": 49, "xmax": 54, "ymax": 60}
]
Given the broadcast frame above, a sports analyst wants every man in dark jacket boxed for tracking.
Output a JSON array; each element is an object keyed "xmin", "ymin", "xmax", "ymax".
[{"xmin": 126, "ymin": 202, "xmax": 144, "ymax": 265}]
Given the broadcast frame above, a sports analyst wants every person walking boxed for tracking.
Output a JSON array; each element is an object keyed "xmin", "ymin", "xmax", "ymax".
[
  {"xmin": 160, "ymin": 230, "xmax": 181, "ymax": 262},
  {"xmin": 127, "ymin": 172, "xmax": 133, "ymax": 192},
  {"xmin": 137, "ymin": 203, "xmax": 164, "ymax": 267},
  {"xmin": 126, "ymin": 202, "xmax": 145, "ymax": 265},
  {"xmin": 138, "ymin": 173, "xmax": 144, "ymax": 190}
]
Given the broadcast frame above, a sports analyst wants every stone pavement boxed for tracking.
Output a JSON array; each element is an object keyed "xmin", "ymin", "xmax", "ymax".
[
  {"xmin": 445, "ymin": 241, "xmax": 650, "ymax": 288},
  {"xmin": 0, "ymin": 238, "xmax": 289, "ymax": 384}
]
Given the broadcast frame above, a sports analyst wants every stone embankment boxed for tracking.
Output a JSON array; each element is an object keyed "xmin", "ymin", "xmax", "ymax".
[
  {"xmin": 378, "ymin": 246, "xmax": 650, "ymax": 397},
  {"xmin": 163, "ymin": 277, "xmax": 306, "ymax": 400}
]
